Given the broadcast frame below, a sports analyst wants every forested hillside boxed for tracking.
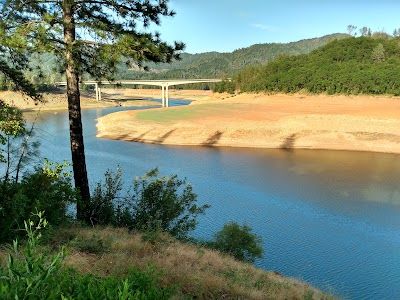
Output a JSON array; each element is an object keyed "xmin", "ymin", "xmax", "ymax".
[
  {"xmin": 219, "ymin": 36, "xmax": 400, "ymax": 95},
  {"xmin": 123, "ymin": 33, "xmax": 348, "ymax": 79},
  {"xmin": 0, "ymin": 33, "xmax": 347, "ymax": 88}
]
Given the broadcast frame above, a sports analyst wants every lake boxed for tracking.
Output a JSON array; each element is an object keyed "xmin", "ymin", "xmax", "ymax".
[{"xmin": 29, "ymin": 100, "xmax": 400, "ymax": 299}]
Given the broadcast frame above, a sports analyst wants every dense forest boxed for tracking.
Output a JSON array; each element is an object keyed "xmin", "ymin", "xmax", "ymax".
[{"xmin": 217, "ymin": 36, "xmax": 400, "ymax": 95}]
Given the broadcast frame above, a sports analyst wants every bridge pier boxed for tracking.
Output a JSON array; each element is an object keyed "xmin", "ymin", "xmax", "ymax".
[
  {"xmin": 95, "ymin": 83, "xmax": 99, "ymax": 101},
  {"xmin": 161, "ymin": 85, "xmax": 170, "ymax": 107},
  {"xmin": 94, "ymin": 83, "xmax": 102, "ymax": 101},
  {"xmin": 166, "ymin": 84, "xmax": 169, "ymax": 107},
  {"xmin": 95, "ymin": 84, "xmax": 102, "ymax": 101},
  {"xmin": 161, "ymin": 85, "xmax": 165, "ymax": 107},
  {"xmin": 98, "ymin": 86, "xmax": 102, "ymax": 101}
]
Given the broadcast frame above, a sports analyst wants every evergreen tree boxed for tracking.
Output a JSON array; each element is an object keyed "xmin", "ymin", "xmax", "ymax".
[
  {"xmin": 0, "ymin": 0, "xmax": 184, "ymax": 222},
  {"xmin": 371, "ymin": 43, "xmax": 385, "ymax": 63}
]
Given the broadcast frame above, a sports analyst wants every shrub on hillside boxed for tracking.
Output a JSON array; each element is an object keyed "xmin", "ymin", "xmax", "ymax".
[
  {"xmin": 127, "ymin": 169, "xmax": 209, "ymax": 238},
  {"xmin": 211, "ymin": 222, "xmax": 263, "ymax": 263},
  {"xmin": 87, "ymin": 168, "xmax": 209, "ymax": 239},
  {"xmin": 85, "ymin": 169, "xmax": 124, "ymax": 226},
  {"xmin": 214, "ymin": 80, "xmax": 235, "ymax": 94},
  {"xmin": 0, "ymin": 161, "xmax": 77, "ymax": 243}
]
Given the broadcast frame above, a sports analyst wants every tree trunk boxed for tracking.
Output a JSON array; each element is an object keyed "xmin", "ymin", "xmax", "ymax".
[{"xmin": 63, "ymin": 0, "xmax": 91, "ymax": 222}]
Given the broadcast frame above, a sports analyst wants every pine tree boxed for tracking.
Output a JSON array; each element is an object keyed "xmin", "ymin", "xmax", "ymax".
[
  {"xmin": 371, "ymin": 43, "xmax": 385, "ymax": 63},
  {"xmin": 0, "ymin": 0, "xmax": 184, "ymax": 222}
]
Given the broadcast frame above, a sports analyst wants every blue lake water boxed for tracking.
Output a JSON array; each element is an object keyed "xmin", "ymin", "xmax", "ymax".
[{"xmin": 28, "ymin": 100, "xmax": 400, "ymax": 299}]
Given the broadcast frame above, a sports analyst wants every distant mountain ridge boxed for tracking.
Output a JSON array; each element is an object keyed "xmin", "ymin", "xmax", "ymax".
[
  {"xmin": 118, "ymin": 33, "xmax": 349, "ymax": 79},
  {"xmin": 3, "ymin": 33, "xmax": 348, "ymax": 86}
]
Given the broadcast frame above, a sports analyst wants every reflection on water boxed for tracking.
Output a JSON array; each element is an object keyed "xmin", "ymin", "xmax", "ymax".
[{"xmin": 26, "ymin": 102, "xmax": 400, "ymax": 299}]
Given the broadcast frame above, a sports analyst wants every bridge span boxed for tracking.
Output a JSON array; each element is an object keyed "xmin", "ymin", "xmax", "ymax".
[{"xmin": 56, "ymin": 79, "xmax": 222, "ymax": 107}]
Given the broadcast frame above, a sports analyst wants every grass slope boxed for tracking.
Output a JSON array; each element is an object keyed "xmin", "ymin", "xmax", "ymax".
[{"xmin": 33, "ymin": 226, "xmax": 333, "ymax": 299}]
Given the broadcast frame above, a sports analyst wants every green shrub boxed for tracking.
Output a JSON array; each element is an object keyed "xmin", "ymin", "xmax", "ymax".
[
  {"xmin": 0, "ymin": 161, "xmax": 77, "ymax": 243},
  {"xmin": 73, "ymin": 233, "xmax": 112, "ymax": 254},
  {"xmin": 213, "ymin": 80, "xmax": 235, "ymax": 94},
  {"xmin": 88, "ymin": 168, "xmax": 209, "ymax": 239},
  {"xmin": 0, "ymin": 213, "xmax": 175, "ymax": 299},
  {"xmin": 212, "ymin": 222, "xmax": 263, "ymax": 263},
  {"xmin": 85, "ymin": 169, "xmax": 123, "ymax": 226},
  {"xmin": 125, "ymin": 168, "xmax": 209, "ymax": 239}
]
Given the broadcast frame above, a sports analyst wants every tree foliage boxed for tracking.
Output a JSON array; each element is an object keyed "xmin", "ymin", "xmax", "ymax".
[
  {"xmin": 0, "ymin": 102, "xmax": 25, "ymax": 158},
  {"xmin": 211, "ymin": 222, "xmax": 263, "ymax": 263},
  {"xmin": 85, "ymin": 168, "xmax": 209, "ymax": 239},
  {"xmin": 0, "ymin": 16, "xmax": 41, "ymax": 101},
  {"xmin": 371, "ymin": 43, "xmax": 385, "ymax": 62},
  {"xmin": 0, "ymin": 0, "xmax": 185, "ymax": 220},
  {"xmin": 221, "ymin": 36, "xmax": 400, "ymax": 95},
  {"xmin": 0, "ymin": 161, "xmax": 77, "ymax": 243},
  {"xmin": 128, "ymin": 169, "xmax": 209, "ymax": 238},
  {"xmin": 0, "ymin": 0, "xmax": 184, "ymax": 81},
  {"xmin": 0, "ymin": 103, "xmax": 41, "ymax": 183}
]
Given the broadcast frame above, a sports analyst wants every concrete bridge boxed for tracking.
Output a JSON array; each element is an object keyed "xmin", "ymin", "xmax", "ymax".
[{"xmin": 56, "ymin": 79, "xmax": 222, "ymax": 107}]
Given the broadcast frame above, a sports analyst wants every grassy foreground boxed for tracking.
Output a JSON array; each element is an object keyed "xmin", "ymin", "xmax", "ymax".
[{"xmin": 0, "ymin": 226, "xmax": 333, "ymax": 299}]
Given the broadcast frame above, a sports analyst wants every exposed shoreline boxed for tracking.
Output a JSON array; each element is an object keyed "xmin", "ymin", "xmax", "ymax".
[
  {"xmin": 96, "ymin": 93, "xmax": 400, "ymax": 155},
  {"xmin": 0, "ymin": 88, "xmax": 212, "ymax": 112}
]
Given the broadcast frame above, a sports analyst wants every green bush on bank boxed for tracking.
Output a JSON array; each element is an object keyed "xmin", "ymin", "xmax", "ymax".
[
  {"xmin": 86, "ymin": 168, "xmax": 210, "ymax": 239},
  {"xmin": 0, "ymin": 161, "xmax": 77, "ymax": 243},
  {"xmin": 210, "ymin": 222, "xmax": 263, "ymax": 263},
  {"xmin": 213, "ymin": 80, "xmax": 236, "ymax": 94}
]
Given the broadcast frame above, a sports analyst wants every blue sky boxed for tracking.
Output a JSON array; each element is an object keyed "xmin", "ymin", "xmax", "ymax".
[{"xmin": 150, "ymin": 0, "xmax": 400, "ymax": 53}]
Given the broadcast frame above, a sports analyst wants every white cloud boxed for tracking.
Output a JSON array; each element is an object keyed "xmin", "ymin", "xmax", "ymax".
[{"xmin": 251, "ymin": 23, "xmax": 279, "ymax": 32}]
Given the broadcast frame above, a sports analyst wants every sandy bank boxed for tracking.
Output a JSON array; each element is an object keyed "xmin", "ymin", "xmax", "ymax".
[
  {"xmin": 0, "ymin": 89, "xmax": 212, "ymax": 112},
  {"xmin": 97, "ymin": 93, "xmax": 400, "ymax": 154},
  {"xmin": 0, "ymin": 90, "xmax": 157, "ymax": 111}
]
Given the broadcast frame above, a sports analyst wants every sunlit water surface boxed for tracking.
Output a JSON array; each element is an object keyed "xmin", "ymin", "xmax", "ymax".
[{"xmin": 27, "ymin": 100, "xmax": 400, "ymax": 299}]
